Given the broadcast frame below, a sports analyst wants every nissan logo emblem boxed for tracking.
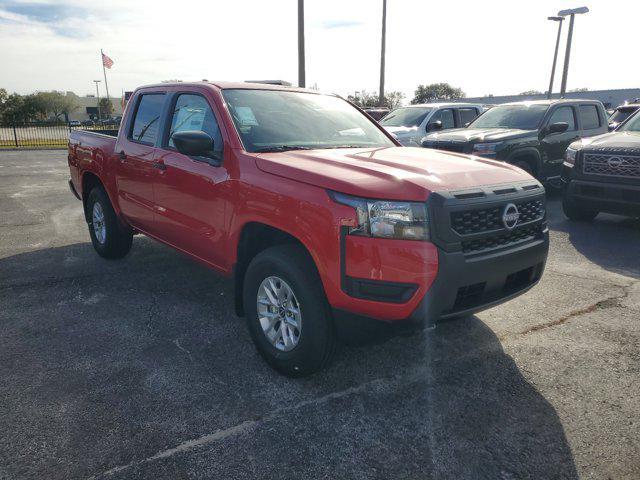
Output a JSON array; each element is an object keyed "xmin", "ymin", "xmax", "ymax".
[
  {"xmin": 607, "ymin": 157, "xmax": 622, "ymax": 168},
  {"xmin": 502, "ymin": 203, "xmax": 520, "ymax": 230}
]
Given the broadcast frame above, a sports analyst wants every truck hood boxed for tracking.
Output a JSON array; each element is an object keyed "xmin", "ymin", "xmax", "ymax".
[
  {"xmin": 572, "ymin": 131, "xmax": 640, "ymax": 151},
  {"xmin": 425, "ymin": 128, "xmax": 533, "ymax": 144},
  {"xmin": 255, "ymin": 147, "xmax": 534, "ymax": 201}
]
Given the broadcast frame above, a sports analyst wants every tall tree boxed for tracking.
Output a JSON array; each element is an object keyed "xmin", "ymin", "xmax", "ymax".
[
  {"xmin": 411, "ymin": 83, "xmax": 465, "ymax": 104},
  {"xmin": 0, "ymin": 88, "xmax": 7, "ymax": 114},
  {"xmin": 99, "ymin": 98, "xmax": 114, "ymax": 117},
  {"xmin": 347, "ymin": 90, "xmax": 404, "ymax": 109},
  {"xmin": 35, "ymin": 91, "xmax": 78, "ymax": 121},
  {"xmin": 1, "ymin": 94, "xmax": 28, "ymax": 123},
  {"xmin": 519, "ymin": 90, "xmax": 543, "ymax": 95}
]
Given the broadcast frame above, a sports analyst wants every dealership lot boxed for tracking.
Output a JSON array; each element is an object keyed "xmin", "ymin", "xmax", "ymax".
[{"xmin": 1, "ymin": 150, "xmax": 639, "ymax": 479}]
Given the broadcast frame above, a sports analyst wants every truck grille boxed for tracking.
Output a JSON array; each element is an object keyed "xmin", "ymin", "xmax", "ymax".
[
  {"xmin": 461, "ymin": 225, "xmax": 540, "ymax": 254},
  {"xmin": 451, "ymin": 199, "xmax": 544, "ymax": 236},
  {"xmin": 583, "ymin": 153, "xmax": 640, "ymax": 179}
]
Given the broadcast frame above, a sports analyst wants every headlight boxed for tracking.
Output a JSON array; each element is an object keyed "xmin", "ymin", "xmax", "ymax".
[
  {"xmin": 330, "ymin": 192, "xmax": 429, "ymax": 241},
  {"xmin": 472, "ymin": 142, "xmax": 502, "ymax": 155},
  {"xmin": 564, "ymin": 147, "xmax": 577, "ymax": 167}
]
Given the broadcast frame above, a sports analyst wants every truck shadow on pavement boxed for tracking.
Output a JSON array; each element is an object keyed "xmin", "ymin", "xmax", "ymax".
[
  {"xmin": 546, "ymin": 198, "xmax": 640, "ymax": 279},
  {"xmin": 0, "ymin": 239, "xmax": 578, "ymax": 479}
]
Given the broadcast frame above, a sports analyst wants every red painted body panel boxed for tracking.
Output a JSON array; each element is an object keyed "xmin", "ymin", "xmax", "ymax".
[{"xmin": 67, "ymin": 82, "xmax": 534, "ymax": 322}]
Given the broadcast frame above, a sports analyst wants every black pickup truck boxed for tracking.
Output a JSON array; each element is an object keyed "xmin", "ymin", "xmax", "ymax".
[
  {"xmin": 422, "ymin": 99, "xmax": 609, "ymax": 183},
  {"xmin": 562, "ymin": 110, "xmax": 640, "ymax": 220}
]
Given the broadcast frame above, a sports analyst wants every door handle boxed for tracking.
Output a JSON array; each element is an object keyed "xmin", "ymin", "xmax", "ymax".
[
  {"xmin": 152, "ymin": 161, "xmax": 166, "ymax": 171},
  {"xmin": 119, "ymin": 151, "xmax": 127, "ymax": 161}
]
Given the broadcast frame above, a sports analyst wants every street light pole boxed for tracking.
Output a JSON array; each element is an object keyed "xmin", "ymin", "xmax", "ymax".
[
  {"xmin": 378, "ymin": 0, "xmax": 387, "ymax": 106},
  {"xmin": 547, "ymin": 16, "xmax": 564, "ymax": 99},
  {"xmin": 298, "ymin": 0, "xmax": 305, "ymax": 88},
  {"xmin": 93, "ymin": 80, "xmax": 102, "ymax": 121},
  {"xmin": 558, "ymin": 7, "xmax": 589, "ymax": 98}
]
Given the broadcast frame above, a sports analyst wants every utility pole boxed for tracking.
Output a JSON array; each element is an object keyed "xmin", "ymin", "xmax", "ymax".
[
  {"xmin": 378, "ymin": 0, "xmax": 387, "ymax": 106},
  {"xmin": 559, "ymin": 14, "xmax": 574, "ymax": 98},
  {"xmin": 93, "ymin": 80, "xmax": 102, "ymax": 121},
  {"xmin": 298, "ymin": 0, "xmax": 305, "ymax": 88},
  {"xmin": 558, "ymin": 7, "xmax": 589, "ymax": 98},
  {"xmin": 547, "ymin": 16, "xmax": 564, "ymax": 99}
]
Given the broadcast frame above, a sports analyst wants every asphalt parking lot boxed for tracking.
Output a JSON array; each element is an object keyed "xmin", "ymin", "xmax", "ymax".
[{"xmin": 1, "ymin": 149, "xmax": 639, "ymax": 480}]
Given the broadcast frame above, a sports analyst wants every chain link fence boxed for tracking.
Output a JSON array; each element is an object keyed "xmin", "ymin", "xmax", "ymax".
[{"xmin": 0, "ymin": 121, "xmax": 120, "ymax": 148}]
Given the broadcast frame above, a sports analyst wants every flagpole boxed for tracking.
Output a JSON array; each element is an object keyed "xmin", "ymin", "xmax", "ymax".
[{"xmin": 101, "ymin": 49, "xmax": 110, "ymax": 103}]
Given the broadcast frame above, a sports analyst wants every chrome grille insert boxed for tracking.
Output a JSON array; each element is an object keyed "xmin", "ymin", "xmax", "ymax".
[{"xmin": 583, "ymin": 153, "xmax": 640, "ymax": 179}]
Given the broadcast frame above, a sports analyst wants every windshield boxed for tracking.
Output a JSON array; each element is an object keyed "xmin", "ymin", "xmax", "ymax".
[
  {"xmin": 609, "ymin": 107, "xmax": 637, "ymax": 124},
  {"xmin": 619, "ymin": 111, "xmax": 640, "ymax": 132},
  {"xmin": 380, "ymin": 107, "xmax": 433, "ymax": 127},
  {"xmin": 468, "ymin": 104, "xmax": 548, "ymax": 130},
  {"xmin": 222, "ymin": 89, "xmax": 394, "ymax": 152}
]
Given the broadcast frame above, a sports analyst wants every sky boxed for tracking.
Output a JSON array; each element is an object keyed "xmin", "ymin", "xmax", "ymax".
[{"xmin": 0, "ymin": 0, "xmax": 638, "ymax": 104}]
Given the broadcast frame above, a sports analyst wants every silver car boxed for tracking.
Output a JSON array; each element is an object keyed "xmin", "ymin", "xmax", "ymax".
[{"xmin": 380, "ymin": 103, "xmax": 484, "ymax": 146}]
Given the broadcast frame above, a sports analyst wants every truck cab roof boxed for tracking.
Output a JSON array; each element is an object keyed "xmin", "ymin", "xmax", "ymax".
[
  {"xmin": 402, "ymin": 102, "xmax": 484, "ymax": 108},
  {"xmin": 135, "ymin": 80, "xmax": 323, "ymax": 94}
]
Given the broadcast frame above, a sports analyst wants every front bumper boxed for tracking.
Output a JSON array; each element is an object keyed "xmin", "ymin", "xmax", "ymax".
[
  {"xmin": 565, "ymin": 179, "xmax": 640, "ymax": 216},
  {"xmin": 561, "ymin": 157, "xmax": 640, "ymax": 216},
  {"xmin": 412, "ymin": 231, "xmax": 548, "ymax": 321},
  {"xmin": 332, "ymin": 180, "xmax": 549, "ymax": 331},
  {"xmin": 333, "ymin": 231, "xmax": 548, "ymax": 338}
]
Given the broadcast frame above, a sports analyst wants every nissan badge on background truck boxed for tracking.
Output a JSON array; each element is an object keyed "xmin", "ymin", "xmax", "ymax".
[{"xmin": 67, "ymin": 82, "xmax": 549, "ymax": 376}]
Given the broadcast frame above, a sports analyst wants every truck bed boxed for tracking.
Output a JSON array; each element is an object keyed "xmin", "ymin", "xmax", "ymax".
[{"xmin": 68, "ymin": 129, "xmax": 119, "ymax": 198}]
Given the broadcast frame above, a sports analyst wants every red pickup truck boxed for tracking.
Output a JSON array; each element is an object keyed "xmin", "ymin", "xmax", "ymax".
[{"xmin": 68, "ymin": 82, "xmax": 549, "ymax": 376}]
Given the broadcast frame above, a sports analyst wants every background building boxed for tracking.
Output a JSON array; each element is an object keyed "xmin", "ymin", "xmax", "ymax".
[{"xmin": 65, "ymin": 92, "xmax": 124, "ymax": 121}]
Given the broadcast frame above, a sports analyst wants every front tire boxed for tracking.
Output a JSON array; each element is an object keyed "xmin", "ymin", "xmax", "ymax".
[
  {"xmin": 86, "ymin": 187, "xmax": 133, "ymax": 259},
  {"xmin": 562, "ymin": 191, "xmax": 598, "ymax": 221},
  {"xmin": 243, "ymin": 245, "xmax": 336, "ymax": 377}
]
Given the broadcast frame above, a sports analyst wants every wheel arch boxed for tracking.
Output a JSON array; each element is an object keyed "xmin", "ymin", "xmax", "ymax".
[
  {"xmin": 507, "ymin": 148, "xmax": 543, "ymax": 178},
  {"xmin": 233, "ymin": 221, "xmax": 319, "ymax": 317},
  {"xmin": 81, "ymin": 172, "xmax": 105, "ymax": 221}
]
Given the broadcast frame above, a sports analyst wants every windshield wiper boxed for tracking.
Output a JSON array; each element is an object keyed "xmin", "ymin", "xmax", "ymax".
[
  {"xmin": 254, "ymin": 145, "xmax": 314, "ymax": 153},
  {"xmin": 320, "ymin": 145, "xmax": 369, "ymax": 149}
]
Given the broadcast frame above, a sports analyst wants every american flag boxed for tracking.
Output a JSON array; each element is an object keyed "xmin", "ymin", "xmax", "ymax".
[{"xmin": 102, "ymin": 52, "xmax": 114, "ymax": 69}]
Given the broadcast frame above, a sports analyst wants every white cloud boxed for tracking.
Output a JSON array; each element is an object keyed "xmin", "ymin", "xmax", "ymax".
[{"xmin": 0, "ymin": 0, "xmax": 638, "ymax": 103}]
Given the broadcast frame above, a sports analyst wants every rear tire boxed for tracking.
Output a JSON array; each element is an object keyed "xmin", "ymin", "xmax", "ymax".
[
  {"xmin": 562, "ymin": 191, "xmax": 598, "ymax": 221},
  {"xmin": 86, "ymin": 187, "xmax": 133, "ymax": 259},
  {"xmin": 243, "ymin": 245, "xmax": 336, "ymax": 377}
]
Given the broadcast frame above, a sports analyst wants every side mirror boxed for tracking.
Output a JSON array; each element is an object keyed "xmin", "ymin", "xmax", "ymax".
[
  {"xmin": 547, "ymin": 122, "xmax": 569, "ymax": 134},
  {"xmin": 464, "ymin": 122, "xmax": 471, "ymax": 128},
  {"xmin": 427, "ymin": 120, "xmax": 443, "ymax": 132},
  {"xmin": 172, "ymin": 130, "xmax": 215, "ymax": 159},
  {"xmin": 608, "ymin": 123, "xmax": 616, "ymax": 132}
]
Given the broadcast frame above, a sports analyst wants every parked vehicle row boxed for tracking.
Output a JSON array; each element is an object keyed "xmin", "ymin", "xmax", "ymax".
[
  {"xmin": 421, "ymin": 99, "xmax": 609, "ymax": 182},
  {"xmin": 379, "ymin": 96, "xmax": 640, "ymax": 222},
  {"xmin": 68, "ymin": 81, "xmax": 549, "ymax": 376}
]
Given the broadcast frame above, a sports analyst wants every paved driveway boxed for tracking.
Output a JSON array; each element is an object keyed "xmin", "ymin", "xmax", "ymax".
[{"xmin": 1, "ymin": 150, "xmax": 639, "ymax": 479}]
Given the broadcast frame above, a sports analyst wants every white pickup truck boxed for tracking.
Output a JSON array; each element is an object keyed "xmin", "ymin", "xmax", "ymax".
[{"xmin": 380, "ymin": 102, "xmax": 484, "ymax": 146}]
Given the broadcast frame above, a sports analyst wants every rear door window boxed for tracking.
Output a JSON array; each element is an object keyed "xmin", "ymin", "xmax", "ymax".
[
  {"xmin": 430, "ymin": 108, "xmax": 455, "ymax": 129},
  {"xmin": 548, "ymin": 106, "xmax": 576, "ymax": 131},
  {"xmin": 579, "ymin": 105, "xmax": 601, "ymax": 130},
  {"xmin": 458, "ymin": 108, "xmax": 479, "ymax": 127},
  {"xmin": 130, "ymin": 93, "xmax": 165, "ymax": 145}
]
